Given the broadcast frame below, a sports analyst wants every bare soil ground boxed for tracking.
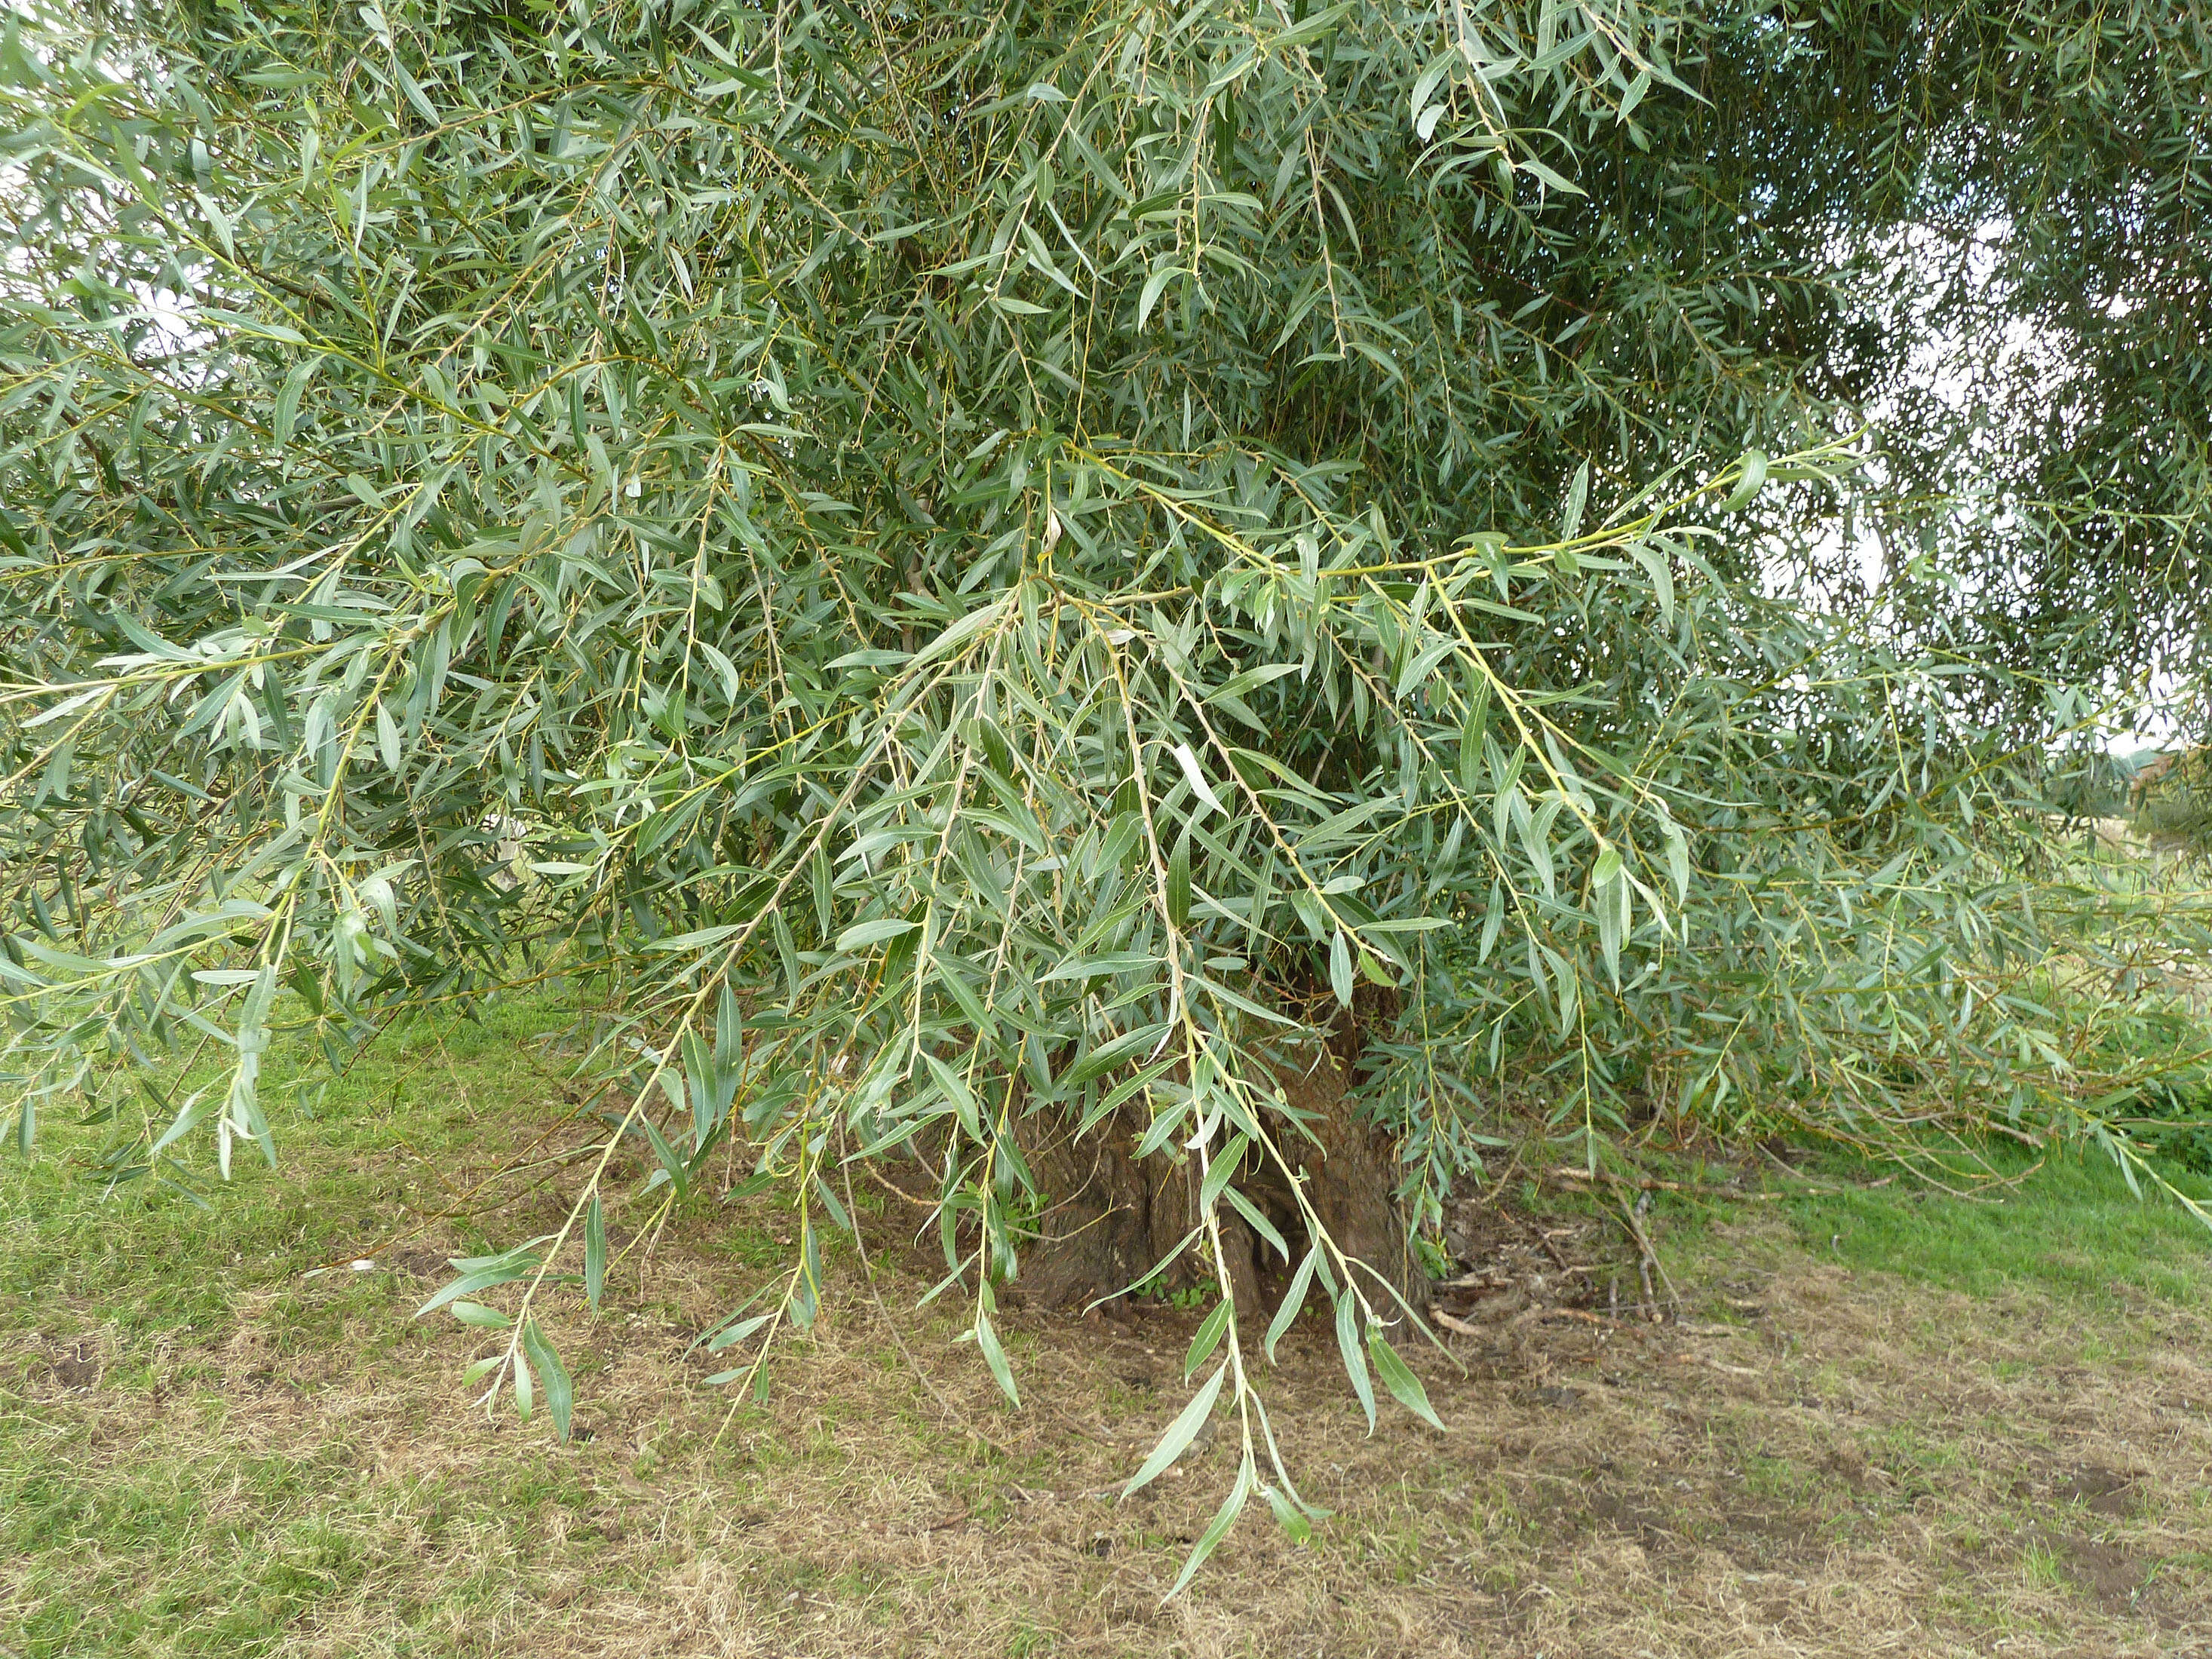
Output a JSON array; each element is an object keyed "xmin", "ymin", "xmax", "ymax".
[{"xmin": 8, "ymin": 1141, "xmax": 2210, "ymax": 1658}]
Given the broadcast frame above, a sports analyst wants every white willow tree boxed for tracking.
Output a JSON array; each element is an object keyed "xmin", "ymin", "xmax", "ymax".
[{"xmin": 3, "ymin": 0, "xmax": 2208, "ymax": 1581}]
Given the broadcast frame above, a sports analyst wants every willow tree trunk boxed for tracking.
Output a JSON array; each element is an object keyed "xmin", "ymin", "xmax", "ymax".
[{"xmin": 1014, "ymin": 1020, "xmax": 1429, "ymax": 1324}]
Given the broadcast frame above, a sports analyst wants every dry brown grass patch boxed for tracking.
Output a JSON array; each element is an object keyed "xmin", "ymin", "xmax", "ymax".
[{"xmin": 8, "ymin": 1154, "xmax": 2211, "ymax": 1657}]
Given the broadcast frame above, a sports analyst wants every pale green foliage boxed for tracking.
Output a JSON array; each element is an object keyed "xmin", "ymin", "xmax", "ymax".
[{"xmin": 2, "ymin": 0, "xmax": 2209, "ymax": 1583}]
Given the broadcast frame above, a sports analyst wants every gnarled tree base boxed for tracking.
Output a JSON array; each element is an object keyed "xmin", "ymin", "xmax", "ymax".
[{"xmin": 1015, "ymin": 1035, "xmax": 1429, "ymax": 1324}]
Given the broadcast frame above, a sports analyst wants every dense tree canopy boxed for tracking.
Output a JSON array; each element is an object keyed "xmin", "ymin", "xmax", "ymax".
[{"xmin": 3, "ymin": 0, "xmax": 2208, "ymax": 1575}]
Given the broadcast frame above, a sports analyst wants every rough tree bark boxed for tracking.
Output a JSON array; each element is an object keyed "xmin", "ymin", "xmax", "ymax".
[{"xmin": 1014, "ymin": 1004, "xmax": 1429, "ymax": 1323}]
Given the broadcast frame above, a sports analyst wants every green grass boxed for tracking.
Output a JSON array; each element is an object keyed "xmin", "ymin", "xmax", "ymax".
[
  {"xmin": 1769, "ymin": 1143, "xmax": 2212, "ymax": 1305},
  {"xmin": 1, "ymin": 992, "xmax": 596, "ymax": 1657},
  {"xmin": 1, "ymin": 990, "xmax": 577, "ymax": 1345},
  {"xmin": 1523, "ymin": 1127, "xmax": 2212, "ymax": 1320}
]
